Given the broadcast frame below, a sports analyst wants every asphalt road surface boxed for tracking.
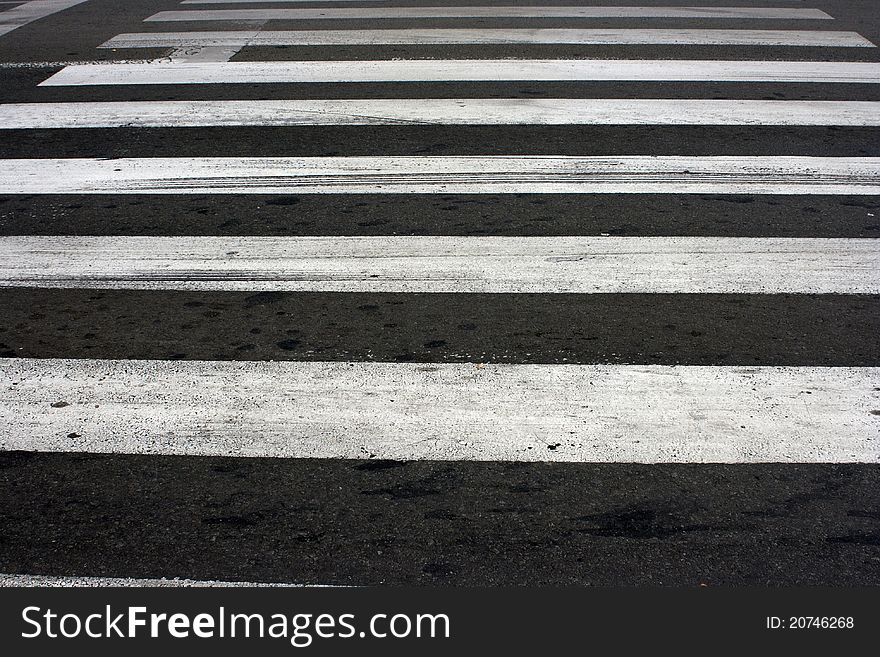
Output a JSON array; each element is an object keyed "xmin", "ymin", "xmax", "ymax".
[{"xmin": 0, "ymin": 0, "xmax": 878, "ymax": 586}]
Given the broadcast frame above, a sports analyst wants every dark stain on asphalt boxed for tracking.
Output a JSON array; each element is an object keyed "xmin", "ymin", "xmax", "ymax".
[
  {"xmin": 202, "ymin": 514, "xmax": 263, "ymax": 528},
  {"xmin": 265, "ymin": 197, "xmax": 300, "ymax": 206},
  {"xmin": 244, "ymin": 291, "xmax": 288, "ymax": 307},
  {"xmin": 422, "ymin": 563, "xmax": 452, "ymax": 577},
  {"xmin": 827, "ymin": 534, "xmax": 880, "ymax": 546},
  {"xmin": 576, "ymin": 505, "xmax": 725, "ymax": 540},
  {"xmin": 355, "ymin": 460, "xmax": 407, "ymax": 472},
  {"xmin": 362, "ymin": 485, "xmax": 442, "ymax": 500}
]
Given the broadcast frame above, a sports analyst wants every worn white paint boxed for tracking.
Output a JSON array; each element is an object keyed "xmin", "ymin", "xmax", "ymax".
[
  {"xmin": 40, "ymin": 59, "xmax": 880, "ymax": 86},
  {"xmin": 2, "ymin": 360, "xmax": 877, "ymax": 463},
  {"xmin": 145, "ymin": 7, "xmax": 834, "ymax": 21},
  {"xmin": 4, "ymin": 99, "xmax": 880, "ymax": 128},
  {"xmin": 0, "ymin": 236, "xmax": 876, "ymax": 294},
  {"xmin": 101, "ymin": 28, "xmax": 877, "ymax": 48},
  {"xmin": 0, "ymin": 574, "xmax": 321, "ymax": 587},
  {"xmin": 1, "ymin": 156, "xmax": 878, "ymax": 195},
  {"xmin": 164, "ymin": 46, "xmax": 243, "ymax": 63},
  {"xmin": 0, "ymin": 0, "xmax": 88, "ymax": 37}
]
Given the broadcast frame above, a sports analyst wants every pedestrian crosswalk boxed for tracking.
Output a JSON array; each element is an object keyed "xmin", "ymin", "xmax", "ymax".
[{"xmin": 0, "ymin": 0, "xmax": 878, "ymax": 586}]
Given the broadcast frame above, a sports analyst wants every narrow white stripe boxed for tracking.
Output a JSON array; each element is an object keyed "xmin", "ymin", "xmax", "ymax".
[
  {"xmin": 4, "ymin": 99, "xmax": 880, "ymax": 128},
  {"xmin": 0, "ymin": 236, "xmax": 876, "ymax": 294},
  {"xmin": 39, "ymin": 60, "xmax": 880, "ymax": 86},
  {"xmin": 1, "ymin": 156, "xmax": 878, "ymax": 196},
  {"xmin": 101, "ymin": 28, "xmax": 877, "ymax": 48},
  {"xmin": 0, "ymin": 0, "xmax": 88, "ymax": 37},
  {"xmin": 2, "ymin": 360, "xmax": 877, "ymax": 463},
  {"xmin": 145, "ymin": 7, "xmax": 835, "ymax": 21},
  {"xmin": 0, "ymin": 574, "xmax": 324, "ymax": 587}
]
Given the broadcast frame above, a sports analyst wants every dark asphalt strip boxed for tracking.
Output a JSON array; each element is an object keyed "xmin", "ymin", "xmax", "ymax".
[
  {"xmin": 1, "ymin": 125, "xmax": 879, "ymax": 158},
  {"xmin": 1, "ymin": 194, "xmax": 876, "ymax": 237},
  {"xmin": 1, "ymin": 290, "xmax": 877, "ymax": 366},
  {"xmin": 1, "ymin": 452, "xmax": 877, "ymax": 586},
  {"xmin": 8, "ymin": 80, "xmax": 880, "ymax": 104},
  {"xmin": 139, "ymin": 18, "xmax": 850, "ymax": 35},
  {"xmin": 234, "ymin": 44, "xmax": 880, "ymax": 63}
]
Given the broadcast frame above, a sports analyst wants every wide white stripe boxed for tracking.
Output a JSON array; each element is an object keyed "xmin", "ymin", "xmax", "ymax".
[
  {"xmin": 0, "ymin": 236, "xmax": 876, "ymax": 294},
  {"xmin": 1, "ymin": 156, "xmax": 878, "ymax": 195},
  {"xmin": 0, "ymin": 574, "xmax": 323, "ymax": 587},
  {"xmin": 4, "ymin": 99, "xmax": 880, "ymax": 128},
  {"xmin": 0, "ymin": 0, "xmax": 88, "ymax": 37},
  {"xmin": 40, "ymin": 60, "xmax": 880, "ymax": 86},
  {"xmin": 145, "ymin": 7, "xmax": 834, "ymax": 21},
  {"xmin": 2, "ymin": 360, "xmax": 877, "ymax": 463},
  {"xmin": 101, "ymin": 28, "xmax": 877, "ymax": 48}
]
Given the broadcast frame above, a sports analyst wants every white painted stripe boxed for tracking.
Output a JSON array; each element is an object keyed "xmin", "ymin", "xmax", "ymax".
[
  {"xmin": 5, "ymin": 99, "xmax": 880, "ymax": 128},
  {"xmin": 0, "ymin": 236, "xmax": 876, "ymax": 294},
  {"xmin": 0, "ymin": 574, "xmax": 326, "ymax": 587},
  {"xmin": 0, "ymin": 0, "xmax": 89, "ymax": 37},
  {"xmin": 145, "ymin": 7, "xmax": 835, "ymax": 22},
  {"xmin": 40, "ymin": 59, "xmax": 880, "ymax": 86},
  {"xmin": 1, "ymin": 156, "xmax": 878, "ymax": 196},
  {"xmin": 101, "ymin": 28, "xmax": 877, "ymax": 48},
  {"xmin": 2, "ymin": 360, "xmax": 877, "ymax": 463}
]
